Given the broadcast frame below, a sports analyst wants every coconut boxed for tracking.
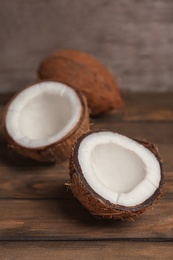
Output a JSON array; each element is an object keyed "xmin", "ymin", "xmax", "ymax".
[
  {"xmin": 68, "ymin": 130, "xmax": 163, "ymax": 220},
  {"xmin": 37, "ymin": 49, "xmax": 122, "ymax": 115},
  {"xmin": 3, "ymin": 81, "xmax": 89, "ymax": 162}
]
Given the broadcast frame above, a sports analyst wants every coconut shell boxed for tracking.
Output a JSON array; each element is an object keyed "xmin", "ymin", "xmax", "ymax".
[
  {"xmin": 68, "ymin": 130, "xmax": 164, "ymax": 220},
  {"xmin": 3, "ymin": 82, "xmax": 90, "ymax": 163},
  {"xmin": 37, "ymin": 49, "xmax": 122, "ymax": 115}
]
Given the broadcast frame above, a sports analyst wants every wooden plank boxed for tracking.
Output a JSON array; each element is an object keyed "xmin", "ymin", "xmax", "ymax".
[
  {"xmin": 0, "ymin": 124, "xmax": 172, "ymax": 199},
  {"xmin": 0, "ymin": 122, "xmax": 172, "ymax": 163},
  {"xmin": 1, "ymin": 241, "xmax": 173, "ymax": 259},
  {"xmin": 0, "ymin": 140, "xmax": 173, "ymax": 175},
  {"xmin": 0, "ymin": 163, "xmax": 171, "ymax": 200},
  {"xmin": 0, "ymin": 93, "xmax": 173, "ymax": 122},
  {"xmin": 0, "ymin": 198, "xmax": 172, "ymax": 241},
  {"xmin": 0, "ymin": 166, "xmax": 70, "ymax": 199},
  {"xmin": 95, "ymin": 92, "xmax": 173, "ymax": 122},
  {"xmin": 0, "ymin": 92, "xmax": 172, "ymax": 245}
]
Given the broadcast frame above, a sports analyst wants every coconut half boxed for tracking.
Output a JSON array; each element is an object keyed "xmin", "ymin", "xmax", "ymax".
[
  {"xmin": 69, "ymin": 130, "xmax": 163, "ymax": 220},
  {"xmin": 37, "ymin": 49, "xmax": 122, "ymax": 115},
  {"xmin": 3, "ymin": 81, "xmax": 89, "ymax": 162}
]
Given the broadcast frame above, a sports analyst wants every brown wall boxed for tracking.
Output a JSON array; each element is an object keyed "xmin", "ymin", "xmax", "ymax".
[{"xmin": 0, "ymin": 0, "xmax": 173, "ymax": 92}]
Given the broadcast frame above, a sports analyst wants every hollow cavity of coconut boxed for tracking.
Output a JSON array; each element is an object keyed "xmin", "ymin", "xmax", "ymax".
[
  {"xmin": 69, "ymin": 130, "xmax": 163, "ymax": 220},
  {"xmin": 3, "ymin": 81, "xmax": 89, "ymax": 162},
  {"xmin": 37, "ymin": 49, "xmax": 122, "ymax": 115}
]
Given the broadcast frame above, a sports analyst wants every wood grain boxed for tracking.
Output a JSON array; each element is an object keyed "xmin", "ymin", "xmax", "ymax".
[
  {"xmin": 0, "ymin": 167, "xmax": 171, "ymax": 200},
  {"xmin": 0, "ymin": 198, "xmax": 172, "ymax": 241},
  {"xmin": 0, "ymin": 124, "xmax": 172, "ymax": 173},
  {"xmin": 1, "ymin": 241, "xmax": 173, "ymax": 259},
  {"xmin": 0, "ymin": 92, "xmax": 173, "ymax": 258}
]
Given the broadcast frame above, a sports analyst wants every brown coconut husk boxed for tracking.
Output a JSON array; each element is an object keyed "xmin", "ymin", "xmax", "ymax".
[
  {"xmin": 3, "ymin": 81, "xmax": 90, "ymax": 163},
  {"xmin": 37, "ymin": 49, "xmax": 122, "ymax": 115},
  {"xmin": 68, "ymin": 130, "xmax": 164, "ymax": 220}
]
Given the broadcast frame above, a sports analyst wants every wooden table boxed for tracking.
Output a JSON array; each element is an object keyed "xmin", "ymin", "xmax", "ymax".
[{"xmin": 1, "ymin": 93, "xmax": 173, "ymax": 259}]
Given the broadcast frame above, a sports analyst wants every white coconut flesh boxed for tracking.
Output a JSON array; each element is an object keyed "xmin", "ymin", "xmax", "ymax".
[
  {"xmin": 5, "ymin": 82, "xmax": 82, "ymax": 148},
  {"xmin": 78, "ymin": 132, "xmax": 161, "ymax": 207}
]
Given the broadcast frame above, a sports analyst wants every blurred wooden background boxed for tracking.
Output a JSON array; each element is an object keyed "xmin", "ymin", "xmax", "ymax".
[{"xmin": 0, "ymin": 0, "xmax": 173, "ymax": 93}]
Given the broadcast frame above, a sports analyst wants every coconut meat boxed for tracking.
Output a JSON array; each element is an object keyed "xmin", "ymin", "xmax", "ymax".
[
  {"xmin": 6, "ymin": 82, "xmax": 81, "ymax": 148},
  {"xmin": 78, "ymin": 132, "xmax": 161, "ymax": 207}
]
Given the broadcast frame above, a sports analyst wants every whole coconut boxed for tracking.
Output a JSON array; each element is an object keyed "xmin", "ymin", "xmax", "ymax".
[{"xmin": 37, "ymin": 49, "xmax": 122, "ymax": 115}]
